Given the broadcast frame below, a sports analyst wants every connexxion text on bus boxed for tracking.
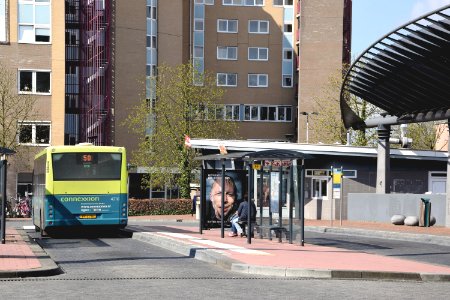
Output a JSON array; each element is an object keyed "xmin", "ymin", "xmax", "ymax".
[{"xmin": 32, "ymin": 144, "xmax": 128, "ymax": 235}]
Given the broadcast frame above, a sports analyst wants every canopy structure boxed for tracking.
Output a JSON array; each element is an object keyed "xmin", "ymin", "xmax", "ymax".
[{"xmin": 341, "ymin": 5, "xmax": 450, "ymax": 129}]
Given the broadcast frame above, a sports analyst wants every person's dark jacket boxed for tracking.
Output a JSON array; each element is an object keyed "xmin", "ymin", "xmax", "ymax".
[{"xmin": 237, "ymin": 200, "xmax": 256, "ymax": 222}]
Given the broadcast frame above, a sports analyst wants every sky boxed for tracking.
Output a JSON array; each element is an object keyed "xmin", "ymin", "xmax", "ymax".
[{"xmin": 352, "ymin": 0, "xmax": 450, "ymax": 59}]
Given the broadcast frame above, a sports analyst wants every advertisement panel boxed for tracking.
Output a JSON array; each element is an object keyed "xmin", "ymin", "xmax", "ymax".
[{"xmin": 204, "ymin": 170, "xmax": 246, "ymax": 228}]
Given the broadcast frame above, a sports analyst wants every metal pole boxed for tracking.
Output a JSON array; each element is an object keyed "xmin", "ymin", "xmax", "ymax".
[
  {"xmin": 247, "ymin": 161, "xmax": 252, "ymax": 244},
  {"xmin": 268, "ymin": 164, "xmax": 273, "ymax": 240},
  {"xmin": 340, "ymin": 166, "xmax": 343, "ymax": 227},
  {"xmin": 330, "ymin": 166, "xmax": 333, "ymax": 227},
  {"xmin": 1, "ymin": 160, "xmax": 7, "ymax": 244},
  {"xmin": 288, "ymin": 164, "xmax": 293, "ymax": 244},
  {"xmin": 306, "ymin": 115, "xmax": 309, "ymax": 143},
  {"xmin": 199, "ymin": 163, "xmax": 204, "ymax": 234},
  {"xmin": 300, "ymin": 160, "xmax": 305, "ymax": 246},
  {"xmin": 221, "ymin": 159, "xmax": 225, "ymax": 238},
  {"xmin": 278, "ymin": 166, "xmax": 283, "ymax": 243},
  {"xmin": 259, "ymin": 161, "xmax": 264, "ymax": 239}
]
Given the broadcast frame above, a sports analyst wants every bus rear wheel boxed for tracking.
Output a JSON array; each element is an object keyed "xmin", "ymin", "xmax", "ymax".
[{"xmin": 40, "ymin": 210, "xmax": 48, "ymax": 237}]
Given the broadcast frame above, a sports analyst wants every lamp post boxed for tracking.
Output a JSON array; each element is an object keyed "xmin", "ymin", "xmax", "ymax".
[{"xmin": 299, "ymin": 111, "xmax": 318, "ymax": 143}]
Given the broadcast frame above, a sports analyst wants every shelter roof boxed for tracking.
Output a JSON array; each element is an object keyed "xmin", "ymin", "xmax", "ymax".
[
  {"xmin": 341, "ymin": 5, "xmax": 450, "ymax": 129},
  {"xmin": 191, "ymin": 139, "xmax": 448, "ymax": 161}
]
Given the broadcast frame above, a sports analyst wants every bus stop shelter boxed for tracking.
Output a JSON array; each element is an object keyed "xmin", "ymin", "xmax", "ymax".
[{"xmin": 197, "ymin": 149, "xmax": 312, "ymax": 245}]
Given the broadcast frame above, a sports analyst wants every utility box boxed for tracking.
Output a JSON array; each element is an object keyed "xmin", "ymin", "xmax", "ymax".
[{"xmin": 419, "ymin": 198, "xmax": 431, "ymax": 227}]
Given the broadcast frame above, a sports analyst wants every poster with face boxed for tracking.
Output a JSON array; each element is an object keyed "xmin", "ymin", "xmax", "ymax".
[{"xmin": 204, "ymin": 170, "xmax": 246, "ymax": 228}]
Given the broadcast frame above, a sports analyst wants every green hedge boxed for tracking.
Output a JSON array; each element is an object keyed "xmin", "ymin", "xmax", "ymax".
[{"xmin": 128, "ymin": 198, "xmax": 192, "ymax": 216}]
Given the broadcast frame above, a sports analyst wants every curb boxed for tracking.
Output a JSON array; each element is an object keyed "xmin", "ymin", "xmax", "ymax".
[
  {"xmin": 306, "ymin": 226, "xmax": 450, "ymax": 247},
  {"xmin": 0, "ymin": 229, "xmax": 63, "ymax": 279},
  {"xmin": 128, "ymin": 218, "xmax": 450, "ymax": 247},
  {"xmin": 131, "ymin": 231, "xmax": 450, "ymax": 281}
]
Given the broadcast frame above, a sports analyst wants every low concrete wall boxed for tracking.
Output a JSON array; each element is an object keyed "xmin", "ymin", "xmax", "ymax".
[{"xmin": 347, "ymin": 193, "xmax": 446, "ymax": 226}]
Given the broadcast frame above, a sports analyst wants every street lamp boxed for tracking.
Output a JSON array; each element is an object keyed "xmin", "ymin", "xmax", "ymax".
[{"xmin": 299, "ymin": 111, "xmax": 318, "ymax": 143}]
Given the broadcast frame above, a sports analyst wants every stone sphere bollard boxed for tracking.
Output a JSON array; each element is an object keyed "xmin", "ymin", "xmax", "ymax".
[
  {"xmin": 430, "ymin": 216, "xmax": 436, "ymax": 226},
  {"xmin": 391, "ymin": 215, "xmax": 406, "ymax": 225},
  {"xmin": 404, "ymin": 216, "xmax": 419, "ymax": 226}
]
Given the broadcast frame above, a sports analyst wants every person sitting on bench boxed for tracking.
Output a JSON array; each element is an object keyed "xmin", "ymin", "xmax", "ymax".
[{"xmin": 229, "ymin": 194, "xmax": 256, "ymax": 237}]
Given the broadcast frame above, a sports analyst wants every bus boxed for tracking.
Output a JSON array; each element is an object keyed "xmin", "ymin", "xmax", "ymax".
[{"xmin": 32, "ymin": 144, "xmax": 128, "ymax": 236}]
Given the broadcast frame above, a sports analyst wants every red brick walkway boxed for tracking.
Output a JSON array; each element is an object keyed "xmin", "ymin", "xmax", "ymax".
[{"xmin": 0, "ymin": 228, "xmax": 41, "ymax": 271}]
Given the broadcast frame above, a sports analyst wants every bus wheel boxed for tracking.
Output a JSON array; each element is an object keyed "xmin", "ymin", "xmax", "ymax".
[{"xmin": 40, "ymin": 211, "xmax": 47, "ymax": 237}]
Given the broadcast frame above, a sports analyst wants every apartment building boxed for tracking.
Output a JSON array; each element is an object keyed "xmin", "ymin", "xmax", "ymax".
[{"xmin": 0, "ymin": 0, "xmax": 350, "ymax": 197}]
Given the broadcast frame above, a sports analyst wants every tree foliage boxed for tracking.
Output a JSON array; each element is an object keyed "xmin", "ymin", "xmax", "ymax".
[
  {"xmin": 0, "ymin": 62, "xmax": 40, "ymax": 173},
  {"xmin": 406, "ymin": 122, "xmax": 448, "ymax": 151},
  {"xmin": 0, "ymin": 62, "xmax": 38, "ymax": 152},
  {"xmin": 124, "ymin": 63, "xmax": 237, "ymax": 198},
  {"xmin": 310, "ymin": 67, "xmax": 379, "ymax": 146}
]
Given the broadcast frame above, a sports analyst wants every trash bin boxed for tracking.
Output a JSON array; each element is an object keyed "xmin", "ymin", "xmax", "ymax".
[{"xmin": 419, "ymin": 198, "xmax": 431, "ymax": 227}]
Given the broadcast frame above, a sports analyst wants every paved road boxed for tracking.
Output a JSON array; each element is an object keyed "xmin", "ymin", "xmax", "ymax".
[
  {"xmin": 304, "ymin": 231, "xmax": 450, "ymax": 267},
  {"xmin": 1, "ymin": 221, "xmax": 450, "ymax": 299}
]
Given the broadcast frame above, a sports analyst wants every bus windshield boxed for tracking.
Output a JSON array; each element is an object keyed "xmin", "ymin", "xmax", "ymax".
[{"xmin": 52, "ymin": 153, "xmax": 122, "ymax": 181}]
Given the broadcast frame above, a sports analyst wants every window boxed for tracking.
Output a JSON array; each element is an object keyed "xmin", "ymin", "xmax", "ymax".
[
  {"xmin": 243, "ymin": 105, "xmax": 292, "ymax": 122},
  {"xmin": 248, "ymin": 47, "xmax": 268, "ymax": 61},
  {"xmin": 277, "ymin": 106, "xmax": 292, "ymax": 121},
  {"xmin": 225, "ymin": 105, "xmax": 240, "ymax": 121},
  {"xmin": 282, "ymin": 75, "xmax": 292, "ymax": 87},
  {"xmin": 194, "ymin": 19, "xmax": 204, "ymax": 31},
  {"xmin": 343, "ymin": 170, "xmax": 357, "ymax": 178},
  {"xmin": 146, "ymin": 35, "xmax": 157, "ymax": 48},
  {"xmin": 18, "ymin": 0, "xmax": 51, "ymax": 43},
  {"xmin": 248, "ymin": 74, "xmax": 268, "ymax": 87},
  {"xmin": 217, "ymin": 46, "xmax": 237, "ymax": 60},
  {"xmin": 146, "ymin": 6, "xmax": 156, "ymax": 19},
  {"xmin": 0, "ymin": 0, "xmax": 6, "ymax": 42},
  {"xmin": 194, "ymin": 46, "xmax": 204, "ymax": 58},
  {"xmin": 18, "ymin": 122, "xmax": 51, "ymax": 145},
  {"xmin": 217, "ymin": 19, "xmax": 238, "ymax": 33},
  {"xmin": 223, "ymin": 0, "xmax": 242, "ymax": 5},
  {"xmin": 244, "ymin": 0, "xmax": 264, "ymax": 5},
  {"xmin": 196, "ymin": 0, "xmax": 215, "ymax": 4},
  {"xmin": 283, "ymin": 49, "xmax": 293, "ymax": 60},
  {"xmin": 217, "ymin": 73, "xmax": 237, "ymax": 86},
  {"xmin": 19, "ymin": 70, "xmax": 51, "ymax": 94},
  {"xmin": 274, "ymin": 0, "xmax": 292, "ymax": 5},
  {"xmin": 223, "ymin": 0, "xmax": 263, "ymax": 5},
  {"xmin": 248, "ymin": 20, "xmax": 269, "ymax": 34},
  {"xmin": 284, "ymin": 23, "xmax": 293, "ymax": 33}
]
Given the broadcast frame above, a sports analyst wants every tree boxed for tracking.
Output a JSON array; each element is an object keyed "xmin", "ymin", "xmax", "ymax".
[
  {"xmin": 124, "ymin": 63, "xmax": 237, "ymax": 198},
  {"xmin": 0, "ymin": 62, "xmax": 38, "ymax": 164},
  {"xmin": 310, "ymin": 66, "xmax": 380, "ymax": 146},
  {"xmin": 405, "ymin": 121, "xmax": 448, "ymax": 151}
]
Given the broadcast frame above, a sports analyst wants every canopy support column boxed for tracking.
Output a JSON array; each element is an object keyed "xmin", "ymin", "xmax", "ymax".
[{"xmin": 376, "ymin": 124, "xmax": 391, "ymax": 194}]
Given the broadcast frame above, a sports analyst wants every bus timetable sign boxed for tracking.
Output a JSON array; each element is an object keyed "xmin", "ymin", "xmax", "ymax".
[{"xmin": 332, "ymin": 167, "xmax": 342, "ymax": 199}]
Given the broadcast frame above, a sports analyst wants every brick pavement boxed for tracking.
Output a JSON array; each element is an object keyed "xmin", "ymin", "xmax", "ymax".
[{"xmin": 1, "ymin": 215, "xmax": 450, "ymax": 280}]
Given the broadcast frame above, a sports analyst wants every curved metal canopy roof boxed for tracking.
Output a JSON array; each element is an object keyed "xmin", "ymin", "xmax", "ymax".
[{"xmin": 341, "ymin": 5, "xmax": 450, "ymax": 130}]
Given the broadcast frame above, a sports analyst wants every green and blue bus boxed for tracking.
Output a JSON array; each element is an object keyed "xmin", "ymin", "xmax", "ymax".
[{"xmin": 32, "ymin": 144, "xmax": 128, "ymax": 235}]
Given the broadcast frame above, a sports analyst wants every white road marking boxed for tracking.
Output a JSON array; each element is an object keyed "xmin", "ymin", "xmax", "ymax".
[
  {"xmin": 157, "ymin": 232, "xmax": 270, "ymax": 255},
  {"xmin": 23, "ymin": 225, "xmax": 35, "ymax": 230}
]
